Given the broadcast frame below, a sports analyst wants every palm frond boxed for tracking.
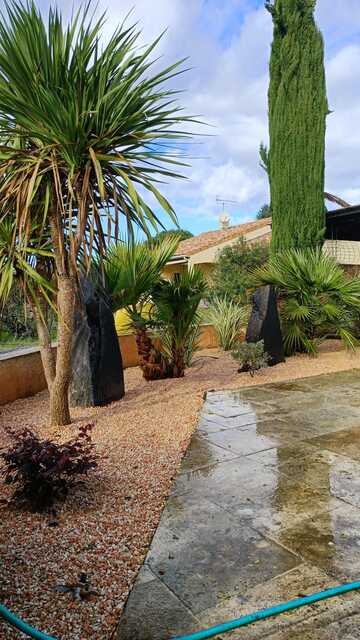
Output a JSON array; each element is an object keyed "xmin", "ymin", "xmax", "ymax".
[
  {"xmin": 152, "ymin": 268, "xmax": 208, "ymax": 353},
  {"xmin": 102, "ymin": 234, "xmax": 179, "ymax": 313},
  {"xmin": 0, "ymin": 1, "xmax": 196, "ymax": 271}
]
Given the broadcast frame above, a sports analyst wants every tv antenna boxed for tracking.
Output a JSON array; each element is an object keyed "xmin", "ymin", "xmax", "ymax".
[
  {"xmin": 216, "ymin": 196, "xmax": 241, "ymax": 229},
  {"xmin": 216, "ymin": 196, "xmax": 241, "ymax": 211}
]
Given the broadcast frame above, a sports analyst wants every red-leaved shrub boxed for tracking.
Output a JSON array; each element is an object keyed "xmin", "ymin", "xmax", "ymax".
[{"xmin": 1, "ymin": 423, "xmax": 98, "ymax": 511}]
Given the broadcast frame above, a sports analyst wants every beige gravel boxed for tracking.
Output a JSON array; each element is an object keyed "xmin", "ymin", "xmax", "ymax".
[{"xmin": 0, "ymin": 340, "xmax": 360, "ymax": 640}]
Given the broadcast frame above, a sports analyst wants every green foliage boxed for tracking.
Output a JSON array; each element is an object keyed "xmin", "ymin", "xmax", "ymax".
[
  {"xmin": 0, "ymin": 2, "xmax": 194, "ymax": 268},
  {"xmin": 252, "ymin": 248, "xmax": 360, "ymax": 355},
  {"xmin": 146, "ymin": 229, "xmax": 193, "ymax": 247},
  {"xmin": 156, "ymin": 318, "xmax": 201, "ymax": 370},
  {"xmin": 232, "ymin": 340, "xmax": 270, "ymax": 376},
  {"xmin": 256, "ymin": 204, "xmax": 271, "ymax": 220},
  {"xmin": 205, "ymin": 296, "xmax": 249, "ymax": 351},
  {"xmin": 102, "ymin": 236, "xmax": 179, "ymax": 321},
  {"xmin": 153, "ymin": 269, "xmax": 208, "ymax": 377},
  {"xmin": 0, "ymin": 2, "xmax": 195, "ymax": 421},
  {"xmin": 211, "ymin": 237, "xmax": 269, "ymax": 303},
  {"xmin": 259, "ymin": 143, "xmax": 270, "ymax": 174},
  {"xmin": 266, "ymin": 0, "xmax": 328, "ymax": 251},
  {"xmin": 0, "ymin": 289, "xmax": 37, "ymax": 341},
  {"xmin": 0, "ymin": 219, "xmax": 54, "ymax": 313}
]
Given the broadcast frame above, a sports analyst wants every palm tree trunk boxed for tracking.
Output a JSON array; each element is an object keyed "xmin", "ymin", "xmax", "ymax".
[
  {"xmin": 30, "ymin": 299, "xmax": 56, "ymax": 390},
  {"xmin": 49, "ymin": 274, "xmax": 75, "ymax": 426},
  {"xmin": 171, "ymin": 346, "xmax": 185, "ymax": 378},
  {"xmin": 135, "ymin": 327, "xmax": 169, "ymax": 381}
]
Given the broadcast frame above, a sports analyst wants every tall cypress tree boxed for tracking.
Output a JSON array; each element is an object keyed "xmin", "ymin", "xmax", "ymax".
[{"xmin": 266, "ymin": 0, "xmax": 328, "ymax": 252}]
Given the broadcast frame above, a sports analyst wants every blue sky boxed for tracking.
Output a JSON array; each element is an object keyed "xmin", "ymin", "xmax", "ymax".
[{"xmin": 3, "ymin": 0, "xmax": 360, "ymax": 237}]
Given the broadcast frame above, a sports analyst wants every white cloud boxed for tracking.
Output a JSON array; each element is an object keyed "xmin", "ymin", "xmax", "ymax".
[{"xmin": 4, "ymin": 0, "xmax": 360, "ymax": 231}]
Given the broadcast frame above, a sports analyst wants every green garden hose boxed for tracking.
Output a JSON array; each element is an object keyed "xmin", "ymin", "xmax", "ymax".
[
  {"xmin": 173, "ymin": 580, "xmax": 360, "ymax": 640},
  {"xmin": 2, "ymin": 579, "xmax": 360, "ymax": 640},
  {"xmin": 0, "ymin": 604, "xmax": 56, "ymax": 640}
]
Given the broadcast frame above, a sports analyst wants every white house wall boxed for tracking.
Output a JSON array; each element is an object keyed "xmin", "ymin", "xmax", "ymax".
[{"xmin": 323, "ymin": 240, "xmax": 360, "ymax": 265}]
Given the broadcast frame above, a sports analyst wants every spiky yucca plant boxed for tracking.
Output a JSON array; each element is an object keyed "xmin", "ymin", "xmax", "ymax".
[
  {"xmin": 103, "ymin": 236, "xmax": 179, "ymax": 380},
  {"xmin": 0, "ymin": 3, "xmax": 193, "ymax": 424},
  {"xmin": 252, "ymin": 249, "xmax": 360, "ymax": 355}
]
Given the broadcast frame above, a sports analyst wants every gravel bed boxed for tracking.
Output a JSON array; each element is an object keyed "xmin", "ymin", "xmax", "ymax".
[{"xmin": 0, "ymin": 342, "xmax": 359, "ymax": 639}]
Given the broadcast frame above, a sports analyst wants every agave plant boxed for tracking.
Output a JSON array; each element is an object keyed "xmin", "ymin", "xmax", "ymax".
[
  {"xmin": 0, "ymin": 3, "xmax": 193, "ymax": 424},
  {"xmin": 205, "ymin": 296, "xmax": 249, "ymax": 351},
  {"xmin": 103, "ymin": 236, "xmax": 179, "ymax": 380},
  {"xmin": 251, "ymin": 248, "xmax": 360, "ymax": 355},
  {"xmin": 152, "ymin": 269, "xmax": 208, "ymax": 378}
]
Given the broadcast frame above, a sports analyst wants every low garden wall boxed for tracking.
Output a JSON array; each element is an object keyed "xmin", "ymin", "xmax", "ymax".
[{"xmin": 0, "ymin": 324, "xmax": 219, "ymax": 406}]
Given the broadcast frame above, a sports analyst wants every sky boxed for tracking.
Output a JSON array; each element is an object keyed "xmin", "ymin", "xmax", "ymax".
[{"xmin": 7, "ymin": 0, "xmax": 360, "ymax": 236}]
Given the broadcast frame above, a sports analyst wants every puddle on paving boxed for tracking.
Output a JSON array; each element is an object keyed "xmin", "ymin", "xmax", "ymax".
[{"xmin": 178, "ymin": 373, "xmax": 360, "ymax": 579}]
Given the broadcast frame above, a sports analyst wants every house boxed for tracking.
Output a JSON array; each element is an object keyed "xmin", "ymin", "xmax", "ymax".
[
  {"xmin": 163, "ymin": 205, "xmax": 360, "ymax": 280},
  {"xmin": 162, "ymin": 217, "xmax": 272, "ymax": 280},
  {"xmin": 324, "ymin": 204, "xmax": 360, "ymax": 272}
]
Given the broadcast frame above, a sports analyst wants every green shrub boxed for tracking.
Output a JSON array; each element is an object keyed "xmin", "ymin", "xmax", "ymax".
[
  {"xmin": 153, "ymin": 269, "xmax": 207, "ymax": 377},
  {"xmin": 252, "ymin": 248, "xmax": 360, "ymax": 355},
  {"xmin": 232, "ymin": 340, "xmax": 270, "ymax": 375},
  {"xmin": 205, "ymin": 296, "xmax": 249, "ymax": 351},
  {"xmin": 156, "ymin": 319, "xmax": 201, "ymax": 369},
  {"xmin": 211, "ymin": 237, "xmax": 269, "ymax": 303},
  {"xmin": 0, "ymin": 288, "xmax": 37, "ymax": 340}
]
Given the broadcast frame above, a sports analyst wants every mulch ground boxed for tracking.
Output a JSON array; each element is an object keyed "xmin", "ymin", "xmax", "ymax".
[{"xmin": 0, "ymin": 342, "xmax": 359, "ymax": 639}]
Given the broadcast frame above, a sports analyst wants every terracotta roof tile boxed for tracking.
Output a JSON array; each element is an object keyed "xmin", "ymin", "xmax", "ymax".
[{"xmin": 175, "ymin": 218, "xmax": 271, "ymax": 256}]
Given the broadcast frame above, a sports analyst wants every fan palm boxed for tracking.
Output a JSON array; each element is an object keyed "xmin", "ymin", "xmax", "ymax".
[
  {"xmin": 0, "ymin": 3, "xmax": 193, "ymax": 424},
  {"xmin": 252, "ymin": 248, "xmax": 360, "ymax": 355},
  {"xmin": 152, "ymin": 269, "xmax": 207, "ymax": 377},
  {"xmin": 103, "ymin": 235, "xmax": 179, "ymax": 380}
]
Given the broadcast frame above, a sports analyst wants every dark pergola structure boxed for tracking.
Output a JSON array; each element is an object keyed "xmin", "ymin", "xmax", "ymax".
[{"xmin": 326, "ymin": 205, "xmax": 360, "ymax": 242}]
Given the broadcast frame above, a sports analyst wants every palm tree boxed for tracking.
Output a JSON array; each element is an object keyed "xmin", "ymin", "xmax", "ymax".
[
  {"xmin": 103, "ymin": 236, "xmax": 179, "ymax": 380},
  {"xmin": 252, "ymin": 248, "xmax": 360, "ymax": 355},
  {"xmin": 0, "ymin": 3, "xmax": 193, "ymax": 424},
  {"xmin": 152, "ymin": 269, "xmax": 207, "ymax": 377}
]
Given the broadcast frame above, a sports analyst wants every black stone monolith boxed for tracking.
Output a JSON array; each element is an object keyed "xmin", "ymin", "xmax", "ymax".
[
  {"xmin": 70, "ymin": 279, "xmax": 125, "ymax": 407},
  {"xmin": 246, "ymin": 285, "xmax": 285, "ymax": 366}
]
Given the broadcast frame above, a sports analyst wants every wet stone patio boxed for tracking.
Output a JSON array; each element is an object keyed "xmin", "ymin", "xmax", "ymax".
[{"xmin": 118, "ymin": 370, "xmax": 360, "ymax": 640}]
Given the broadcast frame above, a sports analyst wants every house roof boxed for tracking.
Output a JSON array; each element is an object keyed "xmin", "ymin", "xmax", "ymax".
[{"xmin": 175, "ymin": 218, "xmax": 271, "ymax": 257}]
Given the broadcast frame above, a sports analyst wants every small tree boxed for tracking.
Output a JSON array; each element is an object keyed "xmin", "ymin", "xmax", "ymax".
[
  {"xmin": 0, "ymin": 4, "xmax": 193, "ymax": 424},
  {"xmin": 103, "ymin": 236, "xmax": 179, "ymax": 380},
  {"xmin": 152, "ymin": 269, "xmax": 207, "ymax": 377},
  {"xmin": 211, "ymin": 237, "xmax": 269, "ymax": 303},
  {"xmin": 146, "ymin": 229, "xmax": 193, "ymax": 247},
  {"xmin": 232, "ymin": 340, "xmax": 270, "ymax": 375},
  {"xmin": 256, "ymin": 204, "xmax": 271, "ymax": 220}
]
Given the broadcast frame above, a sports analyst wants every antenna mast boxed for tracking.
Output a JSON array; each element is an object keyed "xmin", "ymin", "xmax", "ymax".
[
  {"xmin": 216, "ymin": 196, "xmax": 241, "ymax": 211},
  {"xmin": 216, "ymin": 196, "xmax": 241, "ymax": 229}
]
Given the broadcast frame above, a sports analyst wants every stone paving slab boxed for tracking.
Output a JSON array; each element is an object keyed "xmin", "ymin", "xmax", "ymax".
[
  {"xmin": 118, "ymin": 371, "xmax": 360, "ymax": 640},
  {"xmin": 146, "ymin": 497, "xmax": 298, "ymax": 613},
  {"xmin": 197, "ymin": 564, "xmax": 360, "ymax": 640}
]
